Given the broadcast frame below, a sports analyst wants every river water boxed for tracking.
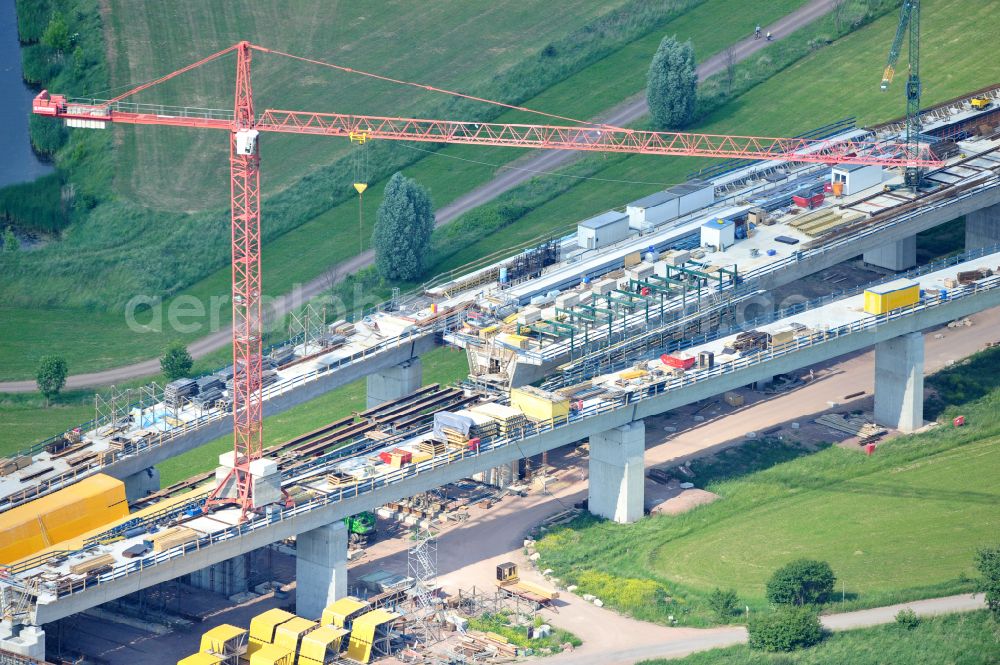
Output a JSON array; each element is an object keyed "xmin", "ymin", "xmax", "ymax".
[{"xmin": 0, "ymin": 0, "xmax": 54, "ymax": 188}]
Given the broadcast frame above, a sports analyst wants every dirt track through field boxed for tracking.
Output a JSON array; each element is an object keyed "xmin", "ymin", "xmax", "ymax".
[{"xmin": 0, "ymin": 0, "xmax": 838, "ymax": 393}]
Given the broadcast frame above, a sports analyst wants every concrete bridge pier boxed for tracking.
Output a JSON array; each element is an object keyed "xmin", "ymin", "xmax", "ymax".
[
  {"xmin": 366, "ymin": 358, "xmax": 423, "ymax": 408},
  {"xmin": 0, "ymin": 622, "xmax": 45, "ymax": 660},
  {"xmin": 123, "ymin": 466, "xmax": 160, "ymax": 503},
  {"xmin": 587, "ymin": 421, "xmax": 645, "ymax": 524},
  {"xmin": 188, "ymin": 553, "xmax": 249, "ymax": 597},
  {"xmin": 874, "ymin": 332, "xmax": 924, "ymax": 433},
  {"xmin": 295, "ymin": 521, "xmax": 348, "ymax": 620},
  {"xmin": 864, "ymin": 236, "xmax": 916, "ymax": 271},
  {"xmin": 965, "ymin": 203, "xmax": 1000, "ymax": 250}
]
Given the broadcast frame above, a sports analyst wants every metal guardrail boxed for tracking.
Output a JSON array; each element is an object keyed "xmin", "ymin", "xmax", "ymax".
[
  {"xmin": 18, "ymin": 270, "xmax": 1000, "ymax": 600},
  {"xmin": 1, "ymin": 312, "xmax": 467, "ymax": 510},
  {"xmin": 549, "ymin": 243, "xmax": 1000, "ymax": 387}
]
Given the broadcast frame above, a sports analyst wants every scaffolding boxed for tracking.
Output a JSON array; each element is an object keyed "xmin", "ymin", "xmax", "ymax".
[
  {"xmin": 406, "ymin": 526, "xmax": 442, "ymax": 644},
  {"xmin": 288, "ymin": 303, "xmax": 327, "ymax": 353}
]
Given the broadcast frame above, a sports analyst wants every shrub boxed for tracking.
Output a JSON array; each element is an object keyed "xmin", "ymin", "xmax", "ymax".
[
  {"xmin": 975, "ymin": 545, "xmax": 1000, "ymax": 617},
  {"xmin": 707, "ymin": 588, "xmax": 741, "ymax": 622},
  {"xmin": 748, "ymin": 606, "xmax": 824, "ymax": 652},
  {"xmin": 895, "ymin": 608, "xmax": 919, "ymax": 629},
  {"xmin": 766, "ymin": 559, "xmax": 836, "ymax": 606}
]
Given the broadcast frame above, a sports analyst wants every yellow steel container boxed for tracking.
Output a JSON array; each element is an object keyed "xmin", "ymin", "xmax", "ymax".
[
  {"xmin": 199, "ymin": 624, "xmax": 247, "ymax": 656},
  {"xmin": 272, "ymin": 616, "xmax": 317, "ymax": 654},
  {"xmin": 177, "ymin": 654, "xmax": 224, "ymax": 665},
  {"xmin": 248, "ymin": 643, "xmax": 294, "ymax": 665},
  {"xmin": 0, "ymin": 473, "xmax": 128, "ymax": 564},
  {"xmin": 510, "ymin": 386, "xmax": 570, "ymax": 421},
  {"xmin": 321, "ymin": 597, "xmax": 370, "ymax": 629},
  {"xmin": 248, "ymin": 609, "xmax": 295, "ymax": 656},
  {"xmin": 863, "ymin": 278, "xmax": 919, "ymax": 315},
  {"xmin": 298, "ymin": 625, "xmax": 349, "ymax": 665}
]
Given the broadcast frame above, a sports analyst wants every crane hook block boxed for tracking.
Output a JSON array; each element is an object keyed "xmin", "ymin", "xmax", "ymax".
[{"xmin": 353, "ymin": 183, "xmax": 368, "ymax": 194}]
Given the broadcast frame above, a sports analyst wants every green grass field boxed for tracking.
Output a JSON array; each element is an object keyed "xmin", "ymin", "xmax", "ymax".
[
  {"xmin": 534, "ymin": 347, "xmax": 1000, "ymax": 626},
  {"xmin": 639, "ymin": 611, "xmax": 1000, "ymax": 665},
  {"xmin": 156, "ymin": 345, "xmax": 469, "ymax": 485},
  {"xmin": 444, "ymin": 0, "xmax": 1000, "ymax": 270},
  {"xmin": 0, "ymin": 0, "xmax": 815, "ymax": 380}
]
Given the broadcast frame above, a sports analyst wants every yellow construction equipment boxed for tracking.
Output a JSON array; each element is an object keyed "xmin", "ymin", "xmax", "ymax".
[
  {"xmin": 199, "ymin": 624, "xmax": 247, "ymax": 664},
  {"xmin": 272, "ymin": 616, "xmax": 317, "ymax": 655},
  {"xmin": 321, "ymin": 597, "xmax": 370, "ymax": 630},
  {"xmin": 345, "ymin": 609, "xmax": 400, "ymax": 664},
  {"xmin": 248, "ymin": 608, "xmax": 295, "ymax": 657},
  {"xmin": 0, "ymin": 473, "xmax": 128, "ymax": 564},
  {"xmin": 971, "ymin": 96, "xmax": 992, "ymax": 110},
  {"xmin": 248, "ymin": 643, "xmax": 294, "ymax": 665},
  {"xmin": 297, "ymin": 625, "xmax": 349, "ymax": 665}
]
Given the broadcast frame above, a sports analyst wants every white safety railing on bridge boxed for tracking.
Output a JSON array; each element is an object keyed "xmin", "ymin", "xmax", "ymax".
[{"xmin": 18, "ymin": 271, "xmax": 1000, "ymax": 601}]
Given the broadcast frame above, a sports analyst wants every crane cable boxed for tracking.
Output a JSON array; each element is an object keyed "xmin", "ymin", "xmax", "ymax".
[
  {"xmin": 351, "ymin": 131, "xmax": 369, "ymax": 253},
  {"xmin": 260, "ymin": 46, "xmax": 619, "ymax": 129}
]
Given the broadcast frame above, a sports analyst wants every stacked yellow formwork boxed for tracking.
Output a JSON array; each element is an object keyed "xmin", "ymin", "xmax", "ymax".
[
  {"xmin": 248, "ymin": 643, "xmax": 294, "ymax": 665},
  {"xmin": 346, "ymin": 609, "xmax": 400, "ymax": 664},
  {"xmin": 273, "ymin": 616, "xmax": 317, "ymax": 655},
  {"xmin": 321, "ymin": 596, "xmax": 370, "ymax": 630},
  {"xmin": 248, "ymin": 609, "xmax": 295, "ymax": 658},
  {"xmin": 0, "ymin": 473, "xmax": 128, "ymax": 564},
  {"xmin": 148, "ymin": 526, "xmax": 200, "ymax": 552},
  {"xmin": 199, "ymin": 624, "xmax": 247, "ymax": 664},
  {"xmin": 298, "ymin": 625, "xmax": 349, "ymax": 665}
]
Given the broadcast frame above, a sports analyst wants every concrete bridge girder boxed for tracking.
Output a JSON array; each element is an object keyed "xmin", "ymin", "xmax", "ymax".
[{"xmin": 30, "ymin": 284, "xmax": 1000, "ymax": 625}]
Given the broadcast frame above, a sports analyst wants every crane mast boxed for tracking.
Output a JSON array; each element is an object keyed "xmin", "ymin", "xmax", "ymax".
[
  {"xmin": 31, "ymin": 41, "xmax": 943, "ymax": 521},
  {"xmin": 881, "ymin": 0, "xmax": 922, "ymax": 189}
]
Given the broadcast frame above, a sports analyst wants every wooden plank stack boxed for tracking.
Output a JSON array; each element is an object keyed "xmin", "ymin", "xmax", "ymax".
[
  {"xmin": 148, "ymin": 526, "xmax": 200, "ymax": 552},
  {"xmin": 417, "ymin": 439, "xmax": 448, "ymax": 456},
  {"xmin": 69, "ymin": 553, "xmax": 115, "ymax": 575}
]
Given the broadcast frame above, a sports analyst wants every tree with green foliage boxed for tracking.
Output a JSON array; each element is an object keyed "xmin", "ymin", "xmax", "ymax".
[
  {"xmin": 2, "ymin": 227, "xmax": 18, "ymax": 253},
  {"xmin": 766, "ymin": 559, "xmax": 836, "ymax": 606},
  {"xmin": 36, "ymin": 356, "xmax": 68, "ymax": 406},
  {"xmin": 976, "ymin": 545, "xmax": 1000, "ymax": 617},
  {"xmin": 748, "ymin": 606, "xmax": 824, "ymax": 652},
  {"xmin": 707, "ymin": 587, "xmax": 740, "ymax": 622},
  {"xmin": 160, "ymin": 343, "xmax": 194, "ymax": 380},
  {"xmin": 646, "ymin": 36, "xmax": 697, "ymax": 130},
  {"xmin": 41, "ymin": 13, "xmax": 71, "ymax": 52},
  {"xmin": 372, "ymin": 172, "xmax": 434, "ymax": 282}
]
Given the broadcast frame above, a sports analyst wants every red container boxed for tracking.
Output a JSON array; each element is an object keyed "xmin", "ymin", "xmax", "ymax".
[
  {"xmin": 792, "ymin": 195, "xmax": 810, "ymax": 208},
  {"xmin": 391, "ymin": 448, "xmax": 413, "ymax": 464},
  {"xmin": 378, "ymin": 451, "xmax": 394, "ymax": 464},
  {"xmin": 865, "ymin": 442, "xmax": 877, "ymax": 456},
  {"xmin": 823, "ymin": 182, "xmax": 833, "ymax": 193},
  {"xmin": 810, "ymin": 193, "xmax": 825, "ymax": 207},
  {"xmin": 660, "ymin": 354, "xmax": 696, "ymax": 369},
  {"xmin": 953, "ymin": 415, "xmax": 966, "ymax": 427},
  {"xmin": 466, "ymin": 438, "xmax": 481, "ymax": 452}
]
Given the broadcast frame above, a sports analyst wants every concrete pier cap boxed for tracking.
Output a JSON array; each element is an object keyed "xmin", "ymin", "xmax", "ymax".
[{"xmin": 366, "ymin": 357, "xmax": 423, "ymax": 408}]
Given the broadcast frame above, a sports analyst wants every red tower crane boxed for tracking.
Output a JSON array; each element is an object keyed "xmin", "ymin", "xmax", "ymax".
[{"xmin": 32, "ymin": 41, "xmax": 942, "ymax": 520}]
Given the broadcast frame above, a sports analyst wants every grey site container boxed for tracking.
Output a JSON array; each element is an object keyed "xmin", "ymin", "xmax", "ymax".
[{"xmin": 577, "ymin": 211, "xmax": 630, "ymax": 250}]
